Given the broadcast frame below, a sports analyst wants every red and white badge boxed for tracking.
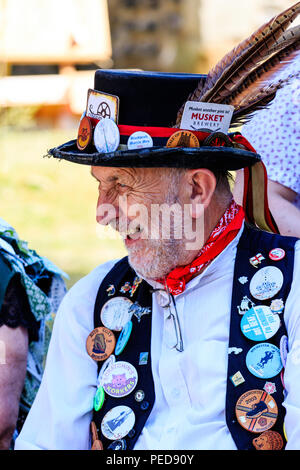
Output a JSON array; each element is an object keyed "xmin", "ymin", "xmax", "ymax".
[{"xmin": 269, "ymin": 248, "xmax": 285, "ymax": 261}]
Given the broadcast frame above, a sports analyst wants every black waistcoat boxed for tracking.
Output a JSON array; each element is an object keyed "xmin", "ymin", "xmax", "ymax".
[{"xmin": 92, "ymin": 224, "xmax": 298, "ymax": 450}]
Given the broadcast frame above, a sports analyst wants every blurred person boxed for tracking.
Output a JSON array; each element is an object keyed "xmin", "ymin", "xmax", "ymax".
[
  {"xmin": 233, "ymin": 57, "xmax": 300, "ymax": 237},
  {"xmin": 15, "ymin": 3, "xmax": 300, "ymax": 451},
  {"xmin": 0, "ymin": 219, "xmax": 66, "ymax": 449}
]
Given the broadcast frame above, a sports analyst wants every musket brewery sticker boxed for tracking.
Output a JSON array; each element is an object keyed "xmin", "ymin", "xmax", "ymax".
[{"xmin": 180, "ymin": 101, "xmax": 234, "ymax": 133}]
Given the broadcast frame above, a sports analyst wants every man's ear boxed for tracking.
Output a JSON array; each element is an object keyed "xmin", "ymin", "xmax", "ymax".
[{"xmin": 186, "ymin": 169, "xmax": 217, "ymax": 218}]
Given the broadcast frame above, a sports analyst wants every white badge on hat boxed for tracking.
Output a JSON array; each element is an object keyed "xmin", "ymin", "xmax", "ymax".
[{"xmin": 94, "ymin": 118, "xmax": 120, "ymax": 153}]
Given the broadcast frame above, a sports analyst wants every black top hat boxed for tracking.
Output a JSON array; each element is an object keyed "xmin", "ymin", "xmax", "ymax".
[{"xmin": 48, "ymin": 69, "xmax": 260, "ymax": 170}]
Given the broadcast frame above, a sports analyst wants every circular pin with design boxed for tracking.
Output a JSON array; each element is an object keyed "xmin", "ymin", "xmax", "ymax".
[
  {"xmin": 100, "ymin": 297, "xmax": 133, "ymax": 332},
  {"xmin": 250, "ymin": 266, "xmax": 283, "ymax": 301},
  {"xmin": 94, "ymin": 118, "xmax": 120, "ymax": 153},
  {"xmin": 166, "ymin": 130, "xmax": 199, "ymax": 148},
  {"xmin": 269, "ymin": 248, "xmax": 285, "ymax": 261},
  {"xmin": 235, "ymin": 389, "xmax": 278, "ymax": 433},
  {"xmin": 127, "ymin": 131, "xmax": 153, "ymax": 150},
  {"xmin": 240, "ymin": 305, "xmax": 280, "ymax": 341},
  {"xmin": 77, "ymin": 116, "xmax": 93, "ymax": 150},
  {"xmin": 86, "ymin": 327, "xmax": 116, "ymax": 362},
  {"xmin": 246, "ymin": 343, "xmax": 283, "ymax": 379},
  {"xmin": 101, "ymin": 405, "xmax": 135, "ymax": 440},
  {"xmin": 101, "ymin": 361, "xmax": 138, "ymax": 398}
]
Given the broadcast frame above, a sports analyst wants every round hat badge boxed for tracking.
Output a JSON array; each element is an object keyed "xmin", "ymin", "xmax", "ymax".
[
  {"xmin": 166, "ymin": 130, "xmax": 200, "ymax": 148},
  {"xmin": 77, "ymin": 116, "xmax": 93, "ymax": 150},
  {"xmin": 94, "ymin": 118, "xmax": 120, "ymax": 153},
  {"xmin": 127, "ymin": 131, "xmax": 153, "ymax": 150}
]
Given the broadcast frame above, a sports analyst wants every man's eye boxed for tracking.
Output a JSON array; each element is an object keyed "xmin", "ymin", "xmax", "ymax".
[{"xmin": 118, "ymin": 183, "xmax": 128, "ymax": 189}]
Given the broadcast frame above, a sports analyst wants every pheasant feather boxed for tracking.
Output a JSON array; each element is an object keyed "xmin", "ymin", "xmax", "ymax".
[{"xmin": 175, "ymin": 1, "xmax": 300, "ymax": 127}]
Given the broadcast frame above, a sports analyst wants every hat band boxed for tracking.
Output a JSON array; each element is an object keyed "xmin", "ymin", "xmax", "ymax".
[{"xmin": 118, "ymin": 124, "xmax": 256, "ymax": 152}]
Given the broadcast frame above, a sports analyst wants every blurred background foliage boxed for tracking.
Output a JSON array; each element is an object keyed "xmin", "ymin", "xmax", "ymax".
[{"xmin": 0, "ymin": 125, "xmax": 126, "ymax": 288}]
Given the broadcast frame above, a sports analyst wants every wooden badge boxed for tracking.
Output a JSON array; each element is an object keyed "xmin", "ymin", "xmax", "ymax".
[
  {"xmin": 77, "ymin": 116, "xmax": 93, "ymax": 151},
  {"xmin": 166, "ymin": 130, "xmax": 199, "ymax": 148},
  {"xmin": 86, "ymin": 327, "xmax": 116, "ymax": 362}
]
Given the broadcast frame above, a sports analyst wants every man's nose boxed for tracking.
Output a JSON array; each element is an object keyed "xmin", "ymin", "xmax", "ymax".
[{"xmin": 96, "ymin": 192, "xmax": 119, "ymax": 226}]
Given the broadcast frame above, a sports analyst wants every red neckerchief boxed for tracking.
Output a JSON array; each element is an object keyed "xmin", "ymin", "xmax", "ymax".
[{"xmin": 156, "ymin": 200, "xmax": 245, "ymax": 295}]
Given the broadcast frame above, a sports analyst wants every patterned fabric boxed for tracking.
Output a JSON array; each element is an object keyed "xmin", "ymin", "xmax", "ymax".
[
  {"xmin": 0, "ymin": 218, "xmax": 67, "ymax": 446},
  {"xmin": 242, "ymin": 60, "xmax": 300, "ymax": 209},
  {"xmin": 156, "ymin": 200, "xmax": 244, "ymax": 295}
]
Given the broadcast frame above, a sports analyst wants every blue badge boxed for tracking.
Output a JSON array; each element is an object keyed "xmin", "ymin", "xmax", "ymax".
[
  {"xmin": 139, "ymin": 352, "xmax": 149, "ymax": 365},
  {"xmin": 246, "ymin": 343, "xmax": 283, "ymax": 379},
  {"xmin": 240, "ymin": 305, "xmax": 280, "ymax": 341},
  {"xmin": 115, "ymin": 320, "xmax": 133, "ymax": 355}
]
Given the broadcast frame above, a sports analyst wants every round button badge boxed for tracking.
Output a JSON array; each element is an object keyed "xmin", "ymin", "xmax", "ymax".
[
  {"xmin": 269, "ymin": 248, "xmax": 285, "ymax": 261},
  {"xmin": 235, "ymin": 389, "xmax": 278, "ymax": 433},
  {"xmin": 100, "ymin": 297, "xmax": 133, "ymax": 332},
  {"xmin": 127, "ymin": 131, "xmax": 153, "ymax": 150},
  {"xmin": 246, "ymin": 343, "xmax": 283, "ymax": 379},
  {"xmin": 101, "ymin": 361, "xmax": 138, "ymax": 398},
  {"xmin": 250, "ymin": 266, "xmax": 283, "ymax": 301},
  {"xmin": 101, "ymin": 405, "xmax": 135, "ymax": 440},
  {"xmin": 77, "ymin": 116, "xmax": 93, "ymax": 150},
  {"xmin": 86, "ymin": 327, "xmax": 116, "ymax": 362},
  {"xmin": 94, "ymin": 118, "xmax": 120, "ymax": 153},
  {"xmin": 166, "ymin": 130, "xmax": 200, "ymax": 148},
  {"xmin": 240, "ymin": 305, "xmax": 280, "ymax": 341}
]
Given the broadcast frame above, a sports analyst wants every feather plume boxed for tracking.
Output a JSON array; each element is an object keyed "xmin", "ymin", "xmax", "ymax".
[
  {"xmin": 229, "ymin": 48, "xmax": 300, "ymax": 128},
  {"xmin": 175, "ymin": 1, "xmax": 300, "ymax": 127}
]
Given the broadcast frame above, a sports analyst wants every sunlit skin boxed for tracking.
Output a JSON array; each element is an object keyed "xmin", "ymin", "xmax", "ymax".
[{"xmin": 91, "ymin": 166, "xmax": 231, "ymax": 280}]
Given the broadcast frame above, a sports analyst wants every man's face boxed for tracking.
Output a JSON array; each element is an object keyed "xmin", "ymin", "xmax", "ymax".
[{"xmin": 91, "ymin": 166, "xmax": 200, "ymax": 279}]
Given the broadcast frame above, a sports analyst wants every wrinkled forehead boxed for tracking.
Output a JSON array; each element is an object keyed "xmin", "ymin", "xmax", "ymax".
[
  {"xmin": 90, "ymin": 166, "xmax": 181, "ymax": 184},
  {"xmin": 91, "ymin": 166, "xmax": 137, "ymax": 182}
]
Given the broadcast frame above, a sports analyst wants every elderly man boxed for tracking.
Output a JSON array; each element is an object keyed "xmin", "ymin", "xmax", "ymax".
[
  {"xmin": 15, "ymin": 3, "xmax": 300, "ymax": 451},
  {"xmin": 14, "ymin": 69, "xmax": 300, "ymax": 452}
]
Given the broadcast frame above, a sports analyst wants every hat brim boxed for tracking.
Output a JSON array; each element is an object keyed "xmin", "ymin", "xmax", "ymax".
[{"xmin": 48, "ymin": 139, "xmax": 261, "ymax": 171}]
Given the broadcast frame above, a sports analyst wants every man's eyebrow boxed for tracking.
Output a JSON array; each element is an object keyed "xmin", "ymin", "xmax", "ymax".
[{"xmin": 90, "ymin": 170, "xmax": 119, "ymax": 183}]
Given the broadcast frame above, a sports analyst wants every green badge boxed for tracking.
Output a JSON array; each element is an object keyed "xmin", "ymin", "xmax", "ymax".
[{"xmin": 94, "ymin": 385, "xmax": 105, "ymax": 412}]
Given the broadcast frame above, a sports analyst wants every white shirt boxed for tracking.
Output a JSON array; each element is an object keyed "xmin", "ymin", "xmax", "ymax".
[{"xmin": 15, "ymin": 228, "xmax": 300, "ymax": 450}]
